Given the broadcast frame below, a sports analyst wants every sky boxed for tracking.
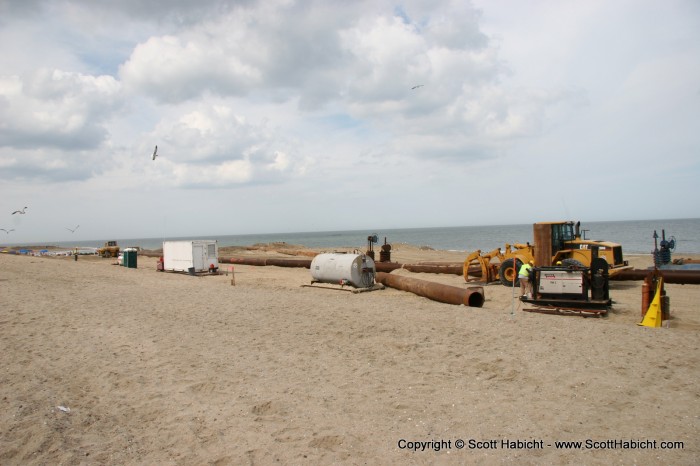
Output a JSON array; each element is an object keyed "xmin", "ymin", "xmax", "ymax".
[{"xmin": 1, "ymin": 0, "xmax": 698, "ymax": 244}]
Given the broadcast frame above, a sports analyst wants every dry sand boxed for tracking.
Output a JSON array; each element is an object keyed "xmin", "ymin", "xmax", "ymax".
[{"xmin": 1, "ymin": 245, "xmax": 699, "ymax": 465}]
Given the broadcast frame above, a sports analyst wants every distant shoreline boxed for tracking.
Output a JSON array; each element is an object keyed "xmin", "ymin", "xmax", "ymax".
[{"xmin": 3, "ymin": 218, "xmax": 699, "ymax": 254}]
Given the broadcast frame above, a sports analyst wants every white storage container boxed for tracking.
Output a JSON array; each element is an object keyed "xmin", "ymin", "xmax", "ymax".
[
  {"xmin": 163, "ymin": 240, "xmax": 218, "ymax": 273},
  {"xmin": 310, "ymin": 253, "xmax": 376, "ymax": 288}
]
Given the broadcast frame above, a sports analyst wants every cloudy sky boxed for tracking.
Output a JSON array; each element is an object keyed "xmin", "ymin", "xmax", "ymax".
[{"xmin": 1, "ymin": 0, "xmax": 698, "ymax": 243}]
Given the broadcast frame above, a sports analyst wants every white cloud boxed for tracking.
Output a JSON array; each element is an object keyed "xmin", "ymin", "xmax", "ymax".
[
  {"xmin": 0, "ymin": 69, "xmax": 121, "ymax": 150},
  {"xmin": 120, "ymin": 34, "xmax": 262, "ymax": 102},
  {"xmin": 267, "ymin": 151, "xmax": 290, "ymax": 171},
  {"xmin": 131, "ymin": 100, "xmax": 308, "ymax": 188},
  {"xmin": 172, "ymin": 159, "xmax": 253, "ymax": 187},
  {"xmin": 0, "ymin": 68, "xmax": 123, "ymax": 183}
]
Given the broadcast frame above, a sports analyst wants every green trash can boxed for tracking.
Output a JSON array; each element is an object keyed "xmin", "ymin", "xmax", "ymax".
[{"xmin": 123, "ymin": 249, "xmax": 138, "ymax": 269}]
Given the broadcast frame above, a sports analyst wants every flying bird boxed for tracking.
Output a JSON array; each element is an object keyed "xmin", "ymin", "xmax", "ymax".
[
  {"xmin": 66, "ymin": 225, "xmax": 80, "ymax": 233},
  {"xmin": 12, "ymin": 207, "xmax": 28, "ymax": 215},
  {"xmin": 0, "ymin": 228, "xmax": 15, "ymax": 234},
  {"xmin": 152, "ymin": 145, "xmax": 158, "ymax": 160},
  {"xmin": 411, "ymin": 84, "xmax": 424, "ymax": 90}
]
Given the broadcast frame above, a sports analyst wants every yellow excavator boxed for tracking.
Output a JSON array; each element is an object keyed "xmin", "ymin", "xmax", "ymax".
[{"xmin": 464, "ymin": 221, "xmax": 630, "ymax": 286}]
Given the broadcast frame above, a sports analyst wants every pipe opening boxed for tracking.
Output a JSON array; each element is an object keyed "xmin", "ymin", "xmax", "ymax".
[{"xmin": 466, "ymin": 292, "xmax": 485, "ymax": 308}]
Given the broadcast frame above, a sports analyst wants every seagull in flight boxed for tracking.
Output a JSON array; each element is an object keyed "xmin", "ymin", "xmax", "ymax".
[
  {"xmin": 152, "ymin": 145, "xmax": 158, "ymax": 161},
  {"xmin": 12, "ymin": 207, "xmax": 28, "ymax": 215},
  {"xmin": 66, "ymin": 225, "xmax": 80, "ymax": 233},
  {"xmin": 411, "ymin": 84, "xmax": 424, "ymax": 90},
  {"xmin": 0, "ymin": 228, "xmax": 15, "ymax": 234}
]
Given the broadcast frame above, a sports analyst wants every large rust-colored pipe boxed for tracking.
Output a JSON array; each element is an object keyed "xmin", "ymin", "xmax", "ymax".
[
  {"xmin": 141, "ymin": 252, "xmax": 311, "ymax": 268},
  {"xmin": 221, "ymin": 256, "xmax": 311, "ymax": 267},
  {"xmin": 611, "ymin": 269, "xmax": 700, "ymax": 285},
  {"xmin": 403, "ymin": 264, "xmax": 463, "ymax": 275},
  {"xmin": 264, "ymin": 258, "xmax": 312, "ymax": 268},
  {"xmin": 216, "ymin": 257, "xmax": 481, "ymax": 277},
  {"xmin": 145, "ymin": 250, "xmax": 700, "ymax": 285},
  {"xmin": 221, "ymin": 257, "xmax": 269, "ymax": 266},
  {"xmin": 375, "ymin": 272, "xmax": 485, "ymax": 307},
  {"xmin": 143, "ymin": 249, "xmax": 477, "ymax": 276},
  {"xmin": 375, "ymin": 262, "xmax": 403, "ymax": 272}
]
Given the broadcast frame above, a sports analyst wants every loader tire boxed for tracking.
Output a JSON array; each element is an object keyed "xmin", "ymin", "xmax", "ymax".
[{"xmin": 499, "ymin": 258, "xmax": 522, "ymax": 287}]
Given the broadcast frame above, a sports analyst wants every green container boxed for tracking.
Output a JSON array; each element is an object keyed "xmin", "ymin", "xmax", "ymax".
[{"xmin": 123, "ymin": 249, "xmax": 138, "ymax": 269}]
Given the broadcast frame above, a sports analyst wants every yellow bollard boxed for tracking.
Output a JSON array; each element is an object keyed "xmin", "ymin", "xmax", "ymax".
[{"xmin": 638, "ymin": 278, "xmax": 663, "ymax": 328}]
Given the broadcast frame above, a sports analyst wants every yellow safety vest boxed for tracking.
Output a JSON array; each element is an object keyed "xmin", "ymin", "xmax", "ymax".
[{"xmin": 518, "ymin": 263, "xmax": 532, "ymax": 278}]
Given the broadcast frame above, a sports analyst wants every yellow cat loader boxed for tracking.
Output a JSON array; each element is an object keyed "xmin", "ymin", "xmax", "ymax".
[
  {"xmin": 464, "ymin": 221, "xmax": 630, "ymax": 286},
  {"xmin": 97, "ymin": 240, "xmax": 120, "ymax": 258}
]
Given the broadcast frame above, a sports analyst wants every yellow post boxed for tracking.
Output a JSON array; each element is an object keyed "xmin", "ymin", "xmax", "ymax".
[
  {"xmin": 638, "ymin": 278, "xmax": 663, "ymax": 328},
  {"xmin": 230, "ymin": 266, "xmax": 235, "ymax": 286}
]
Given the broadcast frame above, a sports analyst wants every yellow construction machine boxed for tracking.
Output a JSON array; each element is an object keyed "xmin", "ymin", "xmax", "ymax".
[
  {"xmin": 97, "ymin": 240, "xmax": 120, "ymax": 258},
  {"xmin": 464, "ymin": 221, "xmax": 630, "ymax": 286}
]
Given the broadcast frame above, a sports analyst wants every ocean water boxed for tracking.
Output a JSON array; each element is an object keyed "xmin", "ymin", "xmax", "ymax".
[{"xmin": 17, "ymin": 218, "xmax": 700, "ymax": 255}]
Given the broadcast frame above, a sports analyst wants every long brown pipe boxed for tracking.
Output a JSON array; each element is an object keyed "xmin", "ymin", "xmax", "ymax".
[
  {"xmin": 139, "ymin": 251, "xmax": 312, "ymax": 268},
  {"xmin": 142, "ymin": 250, "xmax": 472, "ymax": 274},
  {"xmin": 144, "ymin": 250, "xmax": 700, "ymax": 285},
  {"xmin": 375, "ymin": 262, "xmax": 403, "ymax": 272},
  {"xmin": 215, "ymin": 257, "xmax": 475, "ymax": 276},
  {"xmin": 147, "ymin": 251, "xmax": 700, "ymax": 286},
  {"xmin": 222, "ymin": 257, "xmax": 402, "ymax": 272},
  {"xmin": 403, "ymin": 264, "xmax": 464, "ymax": 275},
  {"xmin": 611, "ymin": 269, "xmax": 700, "ymax": 285},
  {"xmin": 222, "ymin": 256, "xmax": 269, "ymax": 266},
  {"xmin": 218, "ymin": 257, "xmax": 312, "ymax": 267},
  {"xmin": 375, "ymin": 272, "xmax": 485, "ymax": 307},
  {"xmin": 265, "ymin": 258, "xmax": 312, "ymax": 268}
]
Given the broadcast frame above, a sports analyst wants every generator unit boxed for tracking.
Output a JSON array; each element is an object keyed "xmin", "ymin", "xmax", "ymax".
[{"xmin": 521, "ymin": 257, "xmax": 611, "ymax": 310}]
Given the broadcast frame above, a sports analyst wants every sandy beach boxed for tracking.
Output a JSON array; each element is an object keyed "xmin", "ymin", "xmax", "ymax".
[{"xmin": 1, "ymin": 245, "xmax": 699, "ymax": 465}]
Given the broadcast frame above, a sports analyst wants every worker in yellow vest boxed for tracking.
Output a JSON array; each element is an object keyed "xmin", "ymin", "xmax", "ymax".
[{"xmin": 518, "ymin": 260, "xmax": 535, "ymax": 298}]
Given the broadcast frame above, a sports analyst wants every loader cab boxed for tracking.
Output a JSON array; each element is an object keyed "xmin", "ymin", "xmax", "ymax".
[
  {"xmin": 533, "ymin": 221, "xmax": 581, "ymax": 266},
  {"xmin": 550, "ymin": 222, "xmax": 576, "ymax": 256}
]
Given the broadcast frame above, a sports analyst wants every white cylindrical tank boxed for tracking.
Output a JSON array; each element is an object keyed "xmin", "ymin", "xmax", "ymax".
[{"xmin": 310, "ymin": 253, "xmax": 376, "ymax": 288}]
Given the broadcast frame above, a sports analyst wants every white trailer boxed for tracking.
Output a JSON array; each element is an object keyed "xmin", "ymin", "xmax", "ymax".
[{"xmin": 163, "ymin": 240, "xmax": 219, "ymax": 273}]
